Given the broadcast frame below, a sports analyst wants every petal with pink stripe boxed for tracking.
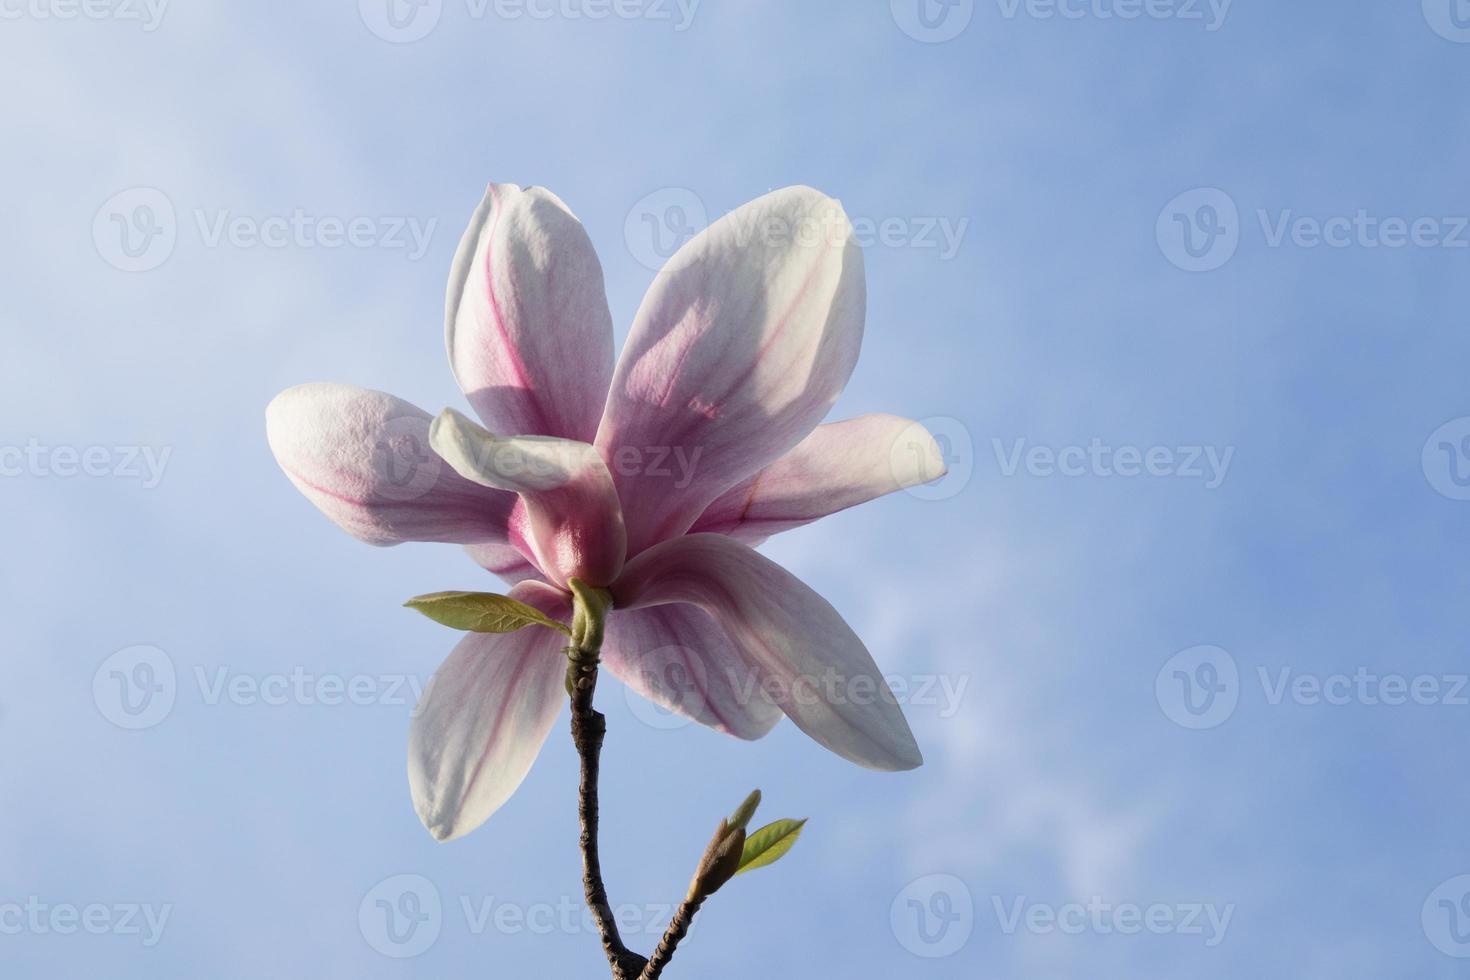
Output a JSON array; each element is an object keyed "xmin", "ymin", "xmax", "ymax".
[
  {"xmin": 447, "ymin": 182, "xmax": 615, "ymax": 442},
  {"xmin": 602, "ymin": 603, "xmax": 781, "ymax": 740},
  {"xmin": 596, "ymin": 186, "xmax": 866, "ymax": 555},
  {"xmin": 611, "ymin": 533, "xmax": 921, "ymax": 771},
  {"xmin": 690, "ymin": 414, "xmax": 946, "ymax": 545},
  {"xmin": 266, "ymin": 383, "xmax": 516, "ymax": 546},
  {"xmin": 408, "ymin": 581, "xmax": 570, "ymax": 842}
]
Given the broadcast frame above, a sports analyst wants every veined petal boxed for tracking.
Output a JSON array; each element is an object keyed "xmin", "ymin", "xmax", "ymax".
[
  {"xmin": 431, "ymin": 408, "xmax": 626, "ymax": 587},
  {"xmin": 265, "ymin": 383, "xmax": 515, "ymax": 546},
  {"xmin": 596, "ymin": 186, "xmax": 866, "ymax": 555},
  {"xmin": 610, "ymin": 534, "xmax": 921, "ymax": 771},
  {"xmin": 447, "ymin": 183, "xmax": 615, "ymax": 442},
  {"xmin": 602, "ymin": 604, "xmax": 782, "ymax": 741},
  {"xmin": 690, "ymin": 415, "xmax": 946, "ymax": 545},
  {"xmin": 408, "ymin": 582, "xmax": 570, "ymax": 842}
]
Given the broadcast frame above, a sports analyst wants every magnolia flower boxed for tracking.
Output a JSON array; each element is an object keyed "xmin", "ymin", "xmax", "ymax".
[{"xmin": 266, "ymin": 183, "xmax": 945, "ymax": 841}]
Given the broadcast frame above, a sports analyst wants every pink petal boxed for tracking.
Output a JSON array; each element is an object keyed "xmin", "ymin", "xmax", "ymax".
[
  {"xmin": 265, "ymin": 383, "xmax": 516, "ymax": 546},
  {"xmin": 596, "ymin": 186, "xmax": 866, "ymax": 555},
  {"xmin": 464, "ymin": 542, "xmax": 544, "ymax": 585},
  {"xmin": 690, "ymin": 415, "xmax": 947, "ymax": 545},
  {"xmin": 430, "ymin": 408, "xmax": 626, "ymax": 588},
  {"xmin": 610, "ymin": 533, "xmax": 921, "ymax": 771},
  {"xmin": 602, "ymin": 604, "xmax": 782, "ymax": 741},
  {"xmin": 408, "ymin": 582, "xmax": 570, "ymax": 842},
  {"xmin": 447, "ymin": 182, "xmax": 614, "ymax": 442}
]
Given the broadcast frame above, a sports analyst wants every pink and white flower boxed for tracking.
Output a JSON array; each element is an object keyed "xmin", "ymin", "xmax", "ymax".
[{"xmin": 266, "ymin": 183, "xmax": 945, "ymax": 841}]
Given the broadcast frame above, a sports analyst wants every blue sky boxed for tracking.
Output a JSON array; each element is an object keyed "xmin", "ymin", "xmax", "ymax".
[{"xmin": 4, "ymin": 1, "xmax": 1470, "ymax": 976}]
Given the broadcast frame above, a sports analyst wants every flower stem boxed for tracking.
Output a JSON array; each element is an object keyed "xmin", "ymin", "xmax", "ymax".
[
  {"xmin": 566, "ymin": 579, "xmax": 727, "ymax": 979},
  {"xmin": 568, "ymin": 582, "xmax": 647, "ymax": 980}
]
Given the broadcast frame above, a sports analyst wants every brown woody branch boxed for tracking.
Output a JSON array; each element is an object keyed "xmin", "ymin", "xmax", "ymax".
[{"xmin": 568, "ymin": 651, "xmax": 648, "ymax": 980}]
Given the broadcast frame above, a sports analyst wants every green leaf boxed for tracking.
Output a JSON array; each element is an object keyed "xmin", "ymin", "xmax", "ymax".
[
  {"xmin": 404, "ymin": 592, "xmax": 571, "ymax": 636},
  {"xmin": 728, "ymin": 789, "xmax": 762, "ymax": 832},
  {"xmin": 736, "ymin": 818, "xmax": 806, "ymax": 875}
]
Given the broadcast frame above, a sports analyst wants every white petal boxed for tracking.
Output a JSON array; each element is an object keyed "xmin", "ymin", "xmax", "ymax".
[
  {"xmin": 447, "ymin": 183, "xmax": 614, "ymax": 442},
  {"xmin": 602, "ymin": 604, "xmax": 782, "ymax": 740},
  {"xmin": 265, "ymin": 383, "xmax": 516, "ymax": 546},
  {"xmin": 691, "ymin": 414, "xmax": 946, "ymax": 545},
  {"xmin": 611, "ymin": 534, "xmax": 921, "ymax": 771},
  {"xmin": 408, "ymin": 583, "xmax": 570, "ymax": 842},
  {"xmin": 596, "ymin": 186, "xmax": 866, "ymax": 555}
]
